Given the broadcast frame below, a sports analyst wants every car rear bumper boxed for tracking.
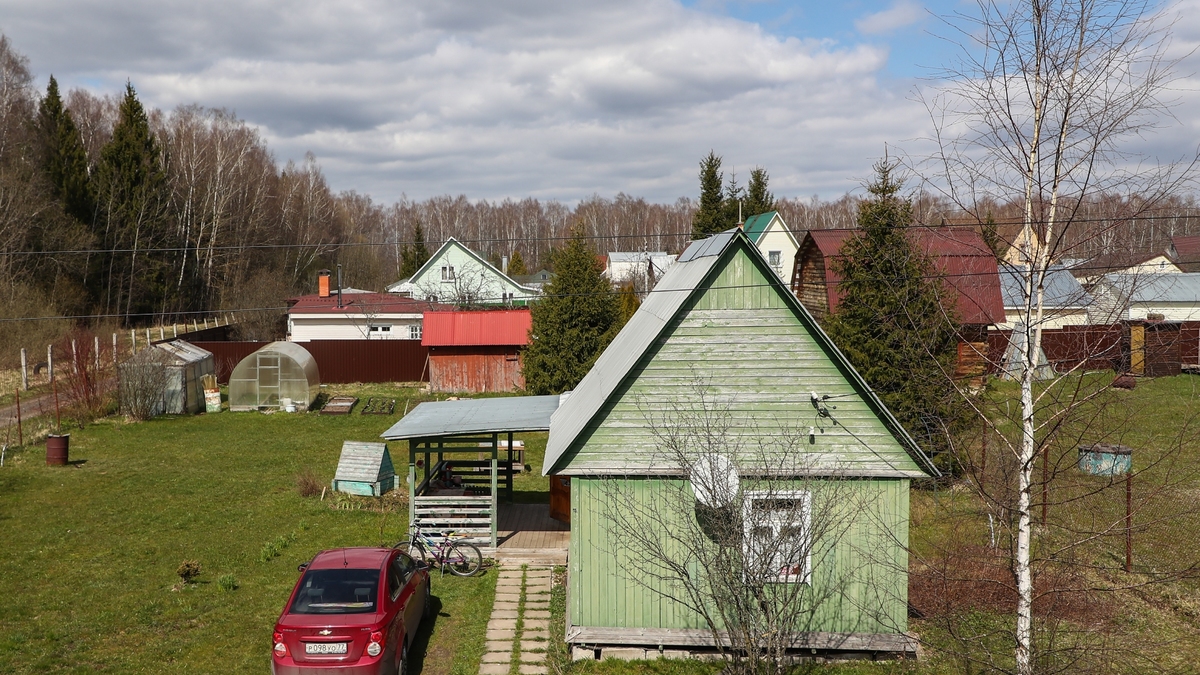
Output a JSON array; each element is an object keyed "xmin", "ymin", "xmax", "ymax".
[{"xmin": 272, "ymin": 659, "xmax": 389, "ymax": 675}]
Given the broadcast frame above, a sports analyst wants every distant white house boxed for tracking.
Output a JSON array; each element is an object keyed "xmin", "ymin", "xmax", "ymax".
[
  {"xmin": 603, "ymin": 251, "xmax": 676, "ymax": 291},
  {"xmin": 387, "ymin": 237, "xmax": 540, "ymax": 305},
  {"xmin": 996, "ymin": 264, "xmax": 1093, "ymax": 330},
  {"xmin": 287, "ymin": 292, "xmax": 435, "ymax": 341},
  {"xmin": 1088, "ymin": 273, "xmax": 1200, "ymax": 322},
  {"xmin": 742, "ymin": 211, "xmax": 798, "ymax": 280}
]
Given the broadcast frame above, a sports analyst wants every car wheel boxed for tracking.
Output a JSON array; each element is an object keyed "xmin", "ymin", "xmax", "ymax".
[
  {"xmin": 422, "ymin": 580, "xmax": 432, "ymax": 621},
  {"xmin": 398, "ymin": 643, "xmax": 409, "ymax": 675}
]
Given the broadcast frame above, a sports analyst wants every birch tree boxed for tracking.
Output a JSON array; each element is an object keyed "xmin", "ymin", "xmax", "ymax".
[{"xmin": 920, "ymin": 1, "xmax": 1195, "ymax": 672}]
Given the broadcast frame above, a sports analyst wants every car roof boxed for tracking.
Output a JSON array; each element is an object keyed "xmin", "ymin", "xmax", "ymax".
[{"xmin": 308, "ymin": 547, "xmax": 393, "ymax": 570}]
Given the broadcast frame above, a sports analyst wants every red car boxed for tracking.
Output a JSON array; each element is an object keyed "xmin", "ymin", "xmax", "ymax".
[{"xmin": 272, "ymin": 547, "xmax": 430, "ymax": 675}]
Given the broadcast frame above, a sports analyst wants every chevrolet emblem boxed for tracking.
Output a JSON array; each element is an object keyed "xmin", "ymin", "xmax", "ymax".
[{"xmin": 318, "ymin": 629, "xmax": 332, "ymax": 636}]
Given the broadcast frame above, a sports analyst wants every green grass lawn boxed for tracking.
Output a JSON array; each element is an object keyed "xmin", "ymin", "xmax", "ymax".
[{"xmin": 0, "ymin": 383, "xmax": 529, "ymax": 674}]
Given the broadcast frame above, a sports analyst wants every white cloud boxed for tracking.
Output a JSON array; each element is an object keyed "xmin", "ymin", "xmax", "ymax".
[
  {"xmin": 855, "ymin": 1, "xmax": 925, "ymax": 36},
  {"xmin": 1, "ymin": 0, "xmax": 949, "ymax": 201}
]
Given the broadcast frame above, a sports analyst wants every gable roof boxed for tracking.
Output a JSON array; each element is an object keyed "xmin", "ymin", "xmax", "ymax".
[
  {"xmin": 381, "ymin": 395, "xmax": 563, "ymax": 441},
  {"xmin": 998, "ymin": 264, "xmax": 1092, "ymax": 310},
  {"xmin": 422, "ymin": 309, "xmax": 532, "ymax": 346},
  {"xmin": 1170, "ymin": 235, "xmax": 1200, "ymax": 272},
  {"xmin": 742, "ymin": 211, "xmax": 798, "ymax": 247},
  {"xmin": 400, "ymin": 237, "xmax": 539, "ymax": 296},
  {"xmin": 543, "ymin": 228, "xmax": 939, "ymax": 479},
  {"xmin": 1100, "ymin": 272, "xmax": 1200, "ymax": 303},
  {"xmin": 800, "ymin": 227, "xmax": 1006, "ymax": 325}
]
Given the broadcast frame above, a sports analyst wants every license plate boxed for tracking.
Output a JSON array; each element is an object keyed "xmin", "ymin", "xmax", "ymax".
[{"xmin": 305, "ymin": 642, "xmax": 348, "ymax": 655}]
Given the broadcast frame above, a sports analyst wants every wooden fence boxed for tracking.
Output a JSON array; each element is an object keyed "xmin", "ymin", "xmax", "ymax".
[{"xmin": 192, "ymin": 340, "xmax": 430, "ymax": 384}]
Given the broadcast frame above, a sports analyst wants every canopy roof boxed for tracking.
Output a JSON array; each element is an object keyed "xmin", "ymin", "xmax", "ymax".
[{"xmin": 381, "ymin": 395, "xmax": 563, "ymax": 441}]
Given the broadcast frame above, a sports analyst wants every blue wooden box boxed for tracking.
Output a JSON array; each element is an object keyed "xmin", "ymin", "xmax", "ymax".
[
  {"xmin": 332, "ymin": 441, "xmax": 398, "ymax": 496},
  {"xmin": 1077, "ymin": 443, "xmax": 1132, "ymax": 476}
]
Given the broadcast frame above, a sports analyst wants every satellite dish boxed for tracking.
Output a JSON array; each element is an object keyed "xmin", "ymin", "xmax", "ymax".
[{"xmin": 691, "ymin": 454, "xmax": 740, "ymax": 508}]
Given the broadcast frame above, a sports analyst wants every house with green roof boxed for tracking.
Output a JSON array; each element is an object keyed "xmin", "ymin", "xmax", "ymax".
[
  {"xmin": 742, "ymin": 210, "xmax": 799, "ymax": 280},
  {"xmin": 543, "ymin": 228, "xmax": 935, "ymax": 660},
  {"xmin": 386, "ymin": 237, "xmax": 540, "ymax": 306}
]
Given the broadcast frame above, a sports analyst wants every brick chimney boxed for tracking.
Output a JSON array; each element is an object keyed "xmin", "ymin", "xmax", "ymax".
[{"xmin": 318, "ymin": 269, "xmax": 331, "ymax": 298}]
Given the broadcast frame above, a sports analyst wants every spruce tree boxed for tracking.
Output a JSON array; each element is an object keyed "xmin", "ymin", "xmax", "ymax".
[
  {"xmin": 508, "ymin": 249, "xmax": 528, "ymax": 276},
  {"xmin": 38, "ymin": 76, "xmax": 94, "ymax": 225},
  {"xmin": 824, "ymin": 160, "xmax": 967, "ymax": 470},
  {"xmin": 744, "ymin": 167, "xmax": 775, "ymax": 217},
  {"xmin": 96, "ymin": 82, "xmax": 172, "ymax": 317},
  {"xmin": 399, "ymin": 222, "xmax": 431, "ymax": 279},
  {"xmin": 721, "ymin": 169, "xmax": 744, "ymax": 226},
  {"xmin": 692, "ymin": 151, "xmax": 726, "ymax": 239},
  {"xmin": 523, "ymin": 229, "xmax": 620, "ymax": 394}
]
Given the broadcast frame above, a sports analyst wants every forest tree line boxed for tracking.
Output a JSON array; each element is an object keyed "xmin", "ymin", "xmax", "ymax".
[{"xmin": 4, "ymin": 32, "xmax": 1200, "ymax": 351}]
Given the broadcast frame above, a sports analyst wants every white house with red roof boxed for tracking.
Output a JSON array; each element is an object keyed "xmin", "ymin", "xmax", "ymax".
[{"xmin": 287, "ymin": 287, "xmax": 437, "ymax": 341}]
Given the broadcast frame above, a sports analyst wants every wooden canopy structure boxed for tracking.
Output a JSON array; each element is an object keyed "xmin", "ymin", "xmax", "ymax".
[{"xmin": 380, "ymin": 395, "xmax": 562, "ymax": 549}]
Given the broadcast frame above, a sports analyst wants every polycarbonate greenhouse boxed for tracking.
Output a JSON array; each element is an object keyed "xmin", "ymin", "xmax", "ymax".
[{"xmin": 228, "ymin": 341, "xmax": 320, "ymax": 411}]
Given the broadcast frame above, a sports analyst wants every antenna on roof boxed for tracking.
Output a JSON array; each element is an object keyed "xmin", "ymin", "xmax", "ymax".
[{"xmin": 343, "ymin": 548, "xmax": 348, "ymax": 567}]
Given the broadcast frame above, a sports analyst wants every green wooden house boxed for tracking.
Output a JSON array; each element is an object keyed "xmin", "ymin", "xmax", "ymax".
[
  {"xmin": 542, "ymin": 228, "xmax": 938, "ymax": 659},
  {"xmin": 332, "ymin": 441, "xmax": 398, "ymax": 496}
]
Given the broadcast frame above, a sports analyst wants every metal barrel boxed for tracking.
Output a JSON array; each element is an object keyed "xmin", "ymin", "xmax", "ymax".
[{"xmin": 45, "ymin": 434, "xmax": 69, "ymax": 466}]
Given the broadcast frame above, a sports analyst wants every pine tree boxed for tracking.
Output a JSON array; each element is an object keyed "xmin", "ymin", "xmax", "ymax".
[
  {"xmin": 508, "ymin": 249, "xmax": 528, "ymax": 276},
  {"xmin": 523, "ymin": 228, "xmax": 620, "ymax": 394},
  {"xmin": 96, "ymin": 82, "xmax": 172, "ymax": 317},
  {"xmin": 38, "ymin": 76, "xmax": 94, "ymax": 225},
  {"xmin": 692, "ymin": 151, "xmax": 726, "ymax": 239},
  {"xmin": 744, "ymin": 167, "xmax": 775, "ymax": 217},
  {"xmin": 721, "ymin": 169, "xmax": 744, "ymax": 226},
  {"xmin": 824, "ymin": 160, "xmax": 968, "ymax": 470},
  {"xmin": 399, "ymin": 222, "xmax": 430, "ymax": 279}
]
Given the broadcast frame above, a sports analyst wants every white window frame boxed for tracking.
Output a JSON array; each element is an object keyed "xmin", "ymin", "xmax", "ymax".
[
  {"xmin": 368, "ymin": 324, "xmax": 392, "ymax": 334},
  {"xmin": 441, "ymin": 265, "xmax": 455, "ymax": 282},
  {"xmin": 742, "ymin": 490, "xmax": 811, "ymax": 584},
  {"xmin": 408, "ymin": 324, "xmax": 422, "ymax": 340}
]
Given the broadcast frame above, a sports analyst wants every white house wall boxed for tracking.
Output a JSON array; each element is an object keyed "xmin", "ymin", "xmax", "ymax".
[
  {"xmin": 756, "ymin": 222, "xmax": 798, "ymax": 280},
  {"xmin": 289, "ymin": 314, "xmax": 423, "ymax": 341},
  {"xmin": 1128, "ymin": 303, "xmax": 1200, "ymax": 321},
  {"xmin": 997, "ymin": 308, "xmax": 1090, "ymax": 331}
]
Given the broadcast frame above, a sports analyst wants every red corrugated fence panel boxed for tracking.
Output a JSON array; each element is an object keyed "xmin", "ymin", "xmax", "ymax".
[{"xmin": 422, "ymin": 310, "xmax": 532, "ymax": 347}]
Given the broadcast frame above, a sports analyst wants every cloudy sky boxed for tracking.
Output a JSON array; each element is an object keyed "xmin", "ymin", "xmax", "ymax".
[{"xmin": 2, "ymin": 0, "xmax": 1197, "ymax": 204}]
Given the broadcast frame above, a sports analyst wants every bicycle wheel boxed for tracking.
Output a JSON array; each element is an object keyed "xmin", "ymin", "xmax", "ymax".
[
  {"xmin": 444, "ymin": 542, "xmax": 482, "ymax": 576},
  {"xmin": 406, "ymin": 539, "xmax": 431, "ymax": 565}
]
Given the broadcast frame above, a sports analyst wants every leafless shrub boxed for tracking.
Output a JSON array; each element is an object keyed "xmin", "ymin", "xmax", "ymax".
[{"xmin": 118, "ymin": 347, "xmax": 171, "ymax": 421}]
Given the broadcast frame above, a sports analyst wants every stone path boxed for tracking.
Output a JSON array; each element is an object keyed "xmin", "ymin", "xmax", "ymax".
[{"xmin": 480, "ymin": 566, "xmax": 552, "ymax": 675}]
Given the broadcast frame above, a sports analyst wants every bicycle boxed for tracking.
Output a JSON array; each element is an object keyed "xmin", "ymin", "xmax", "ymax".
[{"xmin": 398, "ymin": 523, "xmax": 483, "ymax": 577}]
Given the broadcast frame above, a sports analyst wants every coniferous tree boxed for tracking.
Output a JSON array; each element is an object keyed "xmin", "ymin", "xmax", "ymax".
[
  {"xmin": 95, "ymin": 82, "xmax": 172, "ymax": 317},
  {"xmin": 721, "ymin": 169, "xmax": 744, "ymax": 226},
  {"xmin": 38, "ymin": 76, "xmax": 94, "ymax": 225},
  {"xmin": 508, "ymin": 249, "xmax": 528, "ymax": 276},
  {"xmin": 824, "ymin": 161, "xmax": 968, "ymax": 470},
  {"xmin": 523, "ymin": 228, "xmax": 620, "ymax": 394},
  {"xmin": 398, "ymin": 221, "xmax": 430, "ymax": 279},
  {"xmin": 744, "ymin": 167, "xmax": 775, "ymax": 217},
  {"xmin": 692, "ymin": 151, "xmax": 726, "ymax": 239}
]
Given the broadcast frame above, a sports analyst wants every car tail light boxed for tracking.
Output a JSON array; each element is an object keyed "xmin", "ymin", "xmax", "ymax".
[
  {"xmin": 273, "ymin": 632, "xmax": 287, "ymax": 656},
  {"xmin": 367, "ymin": 630, "xmax": 384, "ymax": 657}
]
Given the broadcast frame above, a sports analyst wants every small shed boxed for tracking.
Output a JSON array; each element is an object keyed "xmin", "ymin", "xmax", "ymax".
[
  {"xmin": 332, "ymin": 441, "xmax": 398, "ymax": 496},
  {"xmin": 118, "ymin": 340, "xmax": 215, "ymax": 415},
  {"xmin": 423, "ymin": 309, "xmax": 531, "ymax": 392},
  {"xmin": 228, "ymin": 341, "xmax": 320, "ymax": 411}
]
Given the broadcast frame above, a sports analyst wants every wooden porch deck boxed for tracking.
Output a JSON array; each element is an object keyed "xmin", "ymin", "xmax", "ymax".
[{"xmin": 491, "ymin": 503, "xmax": 569, "ymax": 565}]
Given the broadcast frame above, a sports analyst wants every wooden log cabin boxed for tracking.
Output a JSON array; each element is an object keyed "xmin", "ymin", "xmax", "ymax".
[{"xmin": 791, "ymin": 227, "xmax": 1006, "ymax": 386}]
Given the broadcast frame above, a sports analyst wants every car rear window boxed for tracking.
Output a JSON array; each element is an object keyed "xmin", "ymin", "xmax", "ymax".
[{"xmin": 290, "ymin": 568, "xmax": 381, "ymax": 614}]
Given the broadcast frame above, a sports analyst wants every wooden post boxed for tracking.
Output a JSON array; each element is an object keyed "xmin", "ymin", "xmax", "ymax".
[
  {"xmin": 507, "ymin": 431, "xmax": 514, "ymax": 503},
  {"xmin": 93, "ymin": 335, "xmax": 100, "ymax": 372},
  {"xmin": 204, "ymin": 317, "xmax": 209, "ymax": 330},
  {"xmin": 71, "ymin": 339, "xmax": 77, "ymax": 374},
  {"xmin": 159, "ymin": 326, "xmax": 164, "ymax": 340},
  {"xmin": 490, "ymin": 457, "xmax": 498, "ymax": 549},
  {"xmin": 173, "ymin": 325, "xmax": 177, "ymax": 338},
  {"xmin": 130, "ymin": 329, "xmax": 136, "ymax": 355},
  {"xmin": 408, "ymin": 440, "xmax": 417, "ymax": 532},
  {"xmin": 1042, "ymin": 445, "xmax": 1049, "ymax": 524},
  {"xmin": 20, "ymin": 348, "xmax": 27, "ymax": 391},
  {"xmin": 14, "ymin": 389, "xmax": 21, "ymax": 446},
  {"xmin": 112, "ymin": 333, "xmax": 118, "ymax": 367},
  {"xmin": 53, "ymin": 379, "xmax": 61, "ymax": 432},
  {"xmin": 47, "ymin": 344, "xmax": 53, "ymax": 382},
  {"xmin": 1125, "ymin": 472, "xmax": 1133, "ymax": 573},
  {"xmin": 144, "ymin": 328, "xmax": 150, "ymax": 344}
]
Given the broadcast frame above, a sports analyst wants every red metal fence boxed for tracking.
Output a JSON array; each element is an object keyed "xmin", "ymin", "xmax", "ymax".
[
  {"xmin": 192, "ymin": 340, "xmax": 430, "ymax": 384},
  {"xmin": 988, "ymin": 322, "xmax": 1200, "ymax": 375}
]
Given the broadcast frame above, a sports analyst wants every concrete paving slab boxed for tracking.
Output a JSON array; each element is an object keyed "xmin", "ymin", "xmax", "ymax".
[
  {"xmin": 522, "ymin": 619, "xmax": 549, "ymax": 630},
  {"xmin": 518, "ymin": 665, "xmax": 548, "ymax": 674},
  {"xmin": 487, "ymin": 619, "xmax": 518, "ymax": 630},
  {"xmin": 485, "ymin": 640, "xmax": 513, "ymax": 653},
  {"xmin": 479, "ymin": 664, "xmax": 510, "ymax": 675},
  {"xmin": 486, "ymin": 628, "xmax": 517, "ymax": 641},
  {"xmin": 482, "ymin": 652, "xmax": 511, "ymax": 664},
  {"xmin": 519, "ymin": 652, "xmax": 547, "ymax": 663},
  {"xmin": 491, "ymin": 610, "xmax": 519, "ymax": 619}
]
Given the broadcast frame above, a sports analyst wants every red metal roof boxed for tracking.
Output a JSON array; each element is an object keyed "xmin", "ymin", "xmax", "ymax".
[
  {"xmin": 1172, "ymin": 234, "xmax": 1200, "ymax": 272},
  {"xmin": 288, "ymin": 292, "xmax": 436, "ymax": 315},
  {"xmin": 422, "ymin": 309, "xmax": 532, "ymax": 347},
  {"xmin": 801, "ymin": 227, "xmax": 1006, "ymax": 325}
]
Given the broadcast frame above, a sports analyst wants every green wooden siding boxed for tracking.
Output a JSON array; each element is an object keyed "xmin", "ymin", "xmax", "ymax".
[
  {"xmin": 570, "ymin": 477, "xmax": 910, "ymax": 634},
  {"xmin": 558, "ymin": 246, "xmax": 923, "ymax": 477}
]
